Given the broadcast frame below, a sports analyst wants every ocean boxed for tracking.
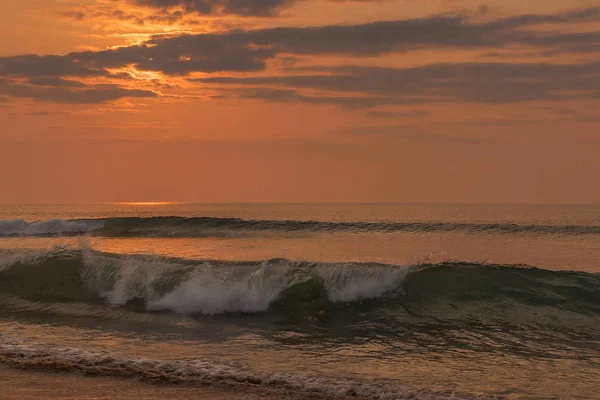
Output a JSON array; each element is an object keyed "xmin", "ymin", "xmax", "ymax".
[{"xmin": 0, "ymin": 203, "xmax": 599, "ymax": 399}]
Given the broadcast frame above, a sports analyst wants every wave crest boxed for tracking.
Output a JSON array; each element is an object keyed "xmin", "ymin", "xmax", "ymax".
[
  {"xmin": 0, "ymin": 247, "xmax": 409, "ymax": 314},
  {"xmin": 2, "ymin": 216, "xmax": 600, "ymax": 237},
  {"xmin": 0, "ymin": 219, "xmax": 97, "ymax": 236},
  {"xmin": 1, "ymin": 247, "xmax": 598, "ymax": 319}
]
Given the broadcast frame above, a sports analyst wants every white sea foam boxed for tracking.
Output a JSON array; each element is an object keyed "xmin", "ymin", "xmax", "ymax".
[
  {"xmin": 154, "ymin": 262, "xmax": 409, "ymax": 314},
  {"xmin": 81, "ymin": 248, "xmax": 180, "ymax": 306},
  {"xmin": 0, "ymin": 245, "xmax": 411, "ymax": 314},
  {"xmin": 148, "ymin": 259, "xmax": 333, "ymax": 314},
  {"xmin": 316, "ymin": 264, "xmax": 409, "ymax": 302},
  {"xmin": 0, "ymin": 337, "xmax": 481, "ymax": 400},
  {"xmin": 78, "ymin": 250, "xmax": 410, "ymax": 314}
]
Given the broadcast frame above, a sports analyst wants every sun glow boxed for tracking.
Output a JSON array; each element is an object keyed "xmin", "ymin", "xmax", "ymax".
[
  {"xmin": 112, "ymin": 202, "xmax": 182, "ymax": 206},
  {"xmin": 110, "ymin": 67, "xmax": 164, "ymax": 81}
]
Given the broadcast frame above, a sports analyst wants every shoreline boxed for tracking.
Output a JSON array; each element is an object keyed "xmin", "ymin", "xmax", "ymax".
[{"xmin": 0, "ymin": 364, "xmax": 353, "ymax": 400}]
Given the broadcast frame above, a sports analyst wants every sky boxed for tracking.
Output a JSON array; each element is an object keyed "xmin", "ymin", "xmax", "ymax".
[{"xmin": 1, "ymin": 0, "xmax": 599, "ymax": 204}]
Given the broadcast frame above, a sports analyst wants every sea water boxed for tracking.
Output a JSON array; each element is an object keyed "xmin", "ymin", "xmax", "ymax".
[{"xmin": 0, "ymin": 204, "xmax": 599, "ymax": 399}]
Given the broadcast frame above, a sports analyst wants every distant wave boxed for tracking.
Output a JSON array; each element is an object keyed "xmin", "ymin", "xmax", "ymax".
[
  {"xmin": 1, "ymin": 247, "xmax": 598, "ymax": 319},
  {"xmin": 0, "ymin": 219, "xmax": 101, "ymax": 236},
  {"xmin": 2, "ymin": 216, "xmax": 600, "ymax": 237}
]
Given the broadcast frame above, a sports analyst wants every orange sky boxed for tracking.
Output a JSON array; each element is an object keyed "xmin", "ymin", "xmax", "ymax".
[{"xmin": 1, "ymin": 0, "xmax": 599, "ymax": 203}]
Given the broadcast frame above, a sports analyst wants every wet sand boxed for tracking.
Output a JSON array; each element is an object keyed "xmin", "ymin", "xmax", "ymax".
[{"xmin": 0, "ymin": 365, "xmax": 351, "ymax": 400}]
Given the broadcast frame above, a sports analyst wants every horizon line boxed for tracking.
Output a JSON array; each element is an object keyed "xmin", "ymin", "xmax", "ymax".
[{"xmin": 1, "ymin": 202, "xmax": 599, "ymax": 206}]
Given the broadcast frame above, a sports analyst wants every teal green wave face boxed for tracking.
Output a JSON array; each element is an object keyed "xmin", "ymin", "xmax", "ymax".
[{"xmin": 2, "ymin": 248, "xmax": 598, "ymax": 321}]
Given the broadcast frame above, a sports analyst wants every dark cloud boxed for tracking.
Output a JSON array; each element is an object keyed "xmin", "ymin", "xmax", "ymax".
[
  {"xmin": 482, "ymin": 7, "xmax": 600, "ymax": 30},
  {"xmin": 140, "ymin": 7, "xmax": 600, "ymax": 58},
  {"xmin": 0, "ymin": 54, "xmax": 108, "ymax": 78},
  {"xmin": 239, "ymin": 17, "xmax": 480, "ymax": 56},
  {"xmin": 133, "ymin": 0, "xmax": 296, "ymax": 16},
  {"xmin": 104, "ymin": 11, "xmax": 600, "ymax": 64},
  {"xmin": 217, "ymin": 8, "xmax": 599, "ymax": 55},
  {"xmin": 194, "ymin": 61, "xmax": 600, "ymax": 105},
  {"xmin": 27, "ymin": 77, "xmax": 86, "ymax": 88},
  {"xmin": 74, "ymin": 39, "xmax": 274, "ymax": 75},
  {"xmin": 63, "ymin": 7, "xmax": 189, "ymax": 26},
  {"xmin": 535, "ymin": 32, "xmax": 600, "ymax": 56},
  {"xmin": 2, "ymin": 9, "xmax": 600, "ymax": 81},
  {"xmin": 131, "ymin": 0, "xmax": 600, "ymax": 24},
  {"xmin": 0, "ymin": 81, "xmax": 157, "ymax": 104}
]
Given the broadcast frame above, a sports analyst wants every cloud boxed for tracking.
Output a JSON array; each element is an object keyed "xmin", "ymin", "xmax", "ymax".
[
  {"xmin": 138, "ymin": 7, "xmax": 600, "ymax": 58},
  {"xmin": 0, "ymin": 55, "xmax": 108, "ymax": 78},
  {"xmin": 2, "ymin": 8, "xmax": 600, "ymax": 79},
  {"xmin": 193, "ymin": 61, "xmax": 600, "ymax": 106},
  {"xmin": 10, "ymin": 111, "xmax": 72, "ymax": 116},
  {"xmin": 0, "ymin": 81, "xmax": 157, "ymax": 104},
  {"xmin": 2, "ymin": 7, "xmax": 600, "ymax": 104},
  {"xmin": 130, "ymin": 0, "xmax": 600, "ymax": 23},
  {"xmin": 482, "ymin": 7, "xmax": 600, "ymax": 29},
  {"xmin": 62, "ymin": 7, "xmax": 190, "ymax": 26},
  {"xmin": 5, "ymin": 57, "xmax": 600, "ymax": 106},
  {"xmin": 27, "ymin": 77, "xmax": 86, "ymax": 88},
  {"xmin": 229, "ymin": 9, "xmax": 600, "ymax": 56},
  {"xmin": 340, "ymin": 125, "xmax": 482, "ymax": 144},
  {"xmin": 365, "ymin": 110, "xmax": 430, "ymax": 118},
  {"xmin": 235, "ymin": 87, "xmax": 402, "ymax": 108},
  {"xmin": 133, "ymin": 0, "xmax": 296, "ymax": 16},
  {"xmin": 69, "ymin": 38, "xmax": 275, "ymax": 75}
]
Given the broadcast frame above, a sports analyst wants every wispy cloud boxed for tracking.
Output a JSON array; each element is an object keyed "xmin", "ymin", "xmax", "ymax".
[
  {"xmin": 0, "ymin": 81, "xmax": 157, "ymax": 104},
  {"xmin": 340, "ymin": 125, "xmax": 483, "ymax": 144},
  {"xmin": 365, "ymin": 110, "xmax": 431, "ymax": 118}
]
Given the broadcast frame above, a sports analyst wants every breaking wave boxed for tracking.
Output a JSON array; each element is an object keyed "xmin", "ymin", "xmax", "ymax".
[
  {"xmin": 0, "ymin": 247, "xmax": 598, "ymax": 319},
  {"xmin": 2, "ymin": 216, "xmax": 600, "ymax": 237}
]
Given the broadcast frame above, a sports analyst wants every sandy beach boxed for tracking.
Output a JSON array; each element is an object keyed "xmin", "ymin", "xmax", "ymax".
[{"xmin": 0, "ymin": 365, "xmax": 353, "ymax": 400}]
